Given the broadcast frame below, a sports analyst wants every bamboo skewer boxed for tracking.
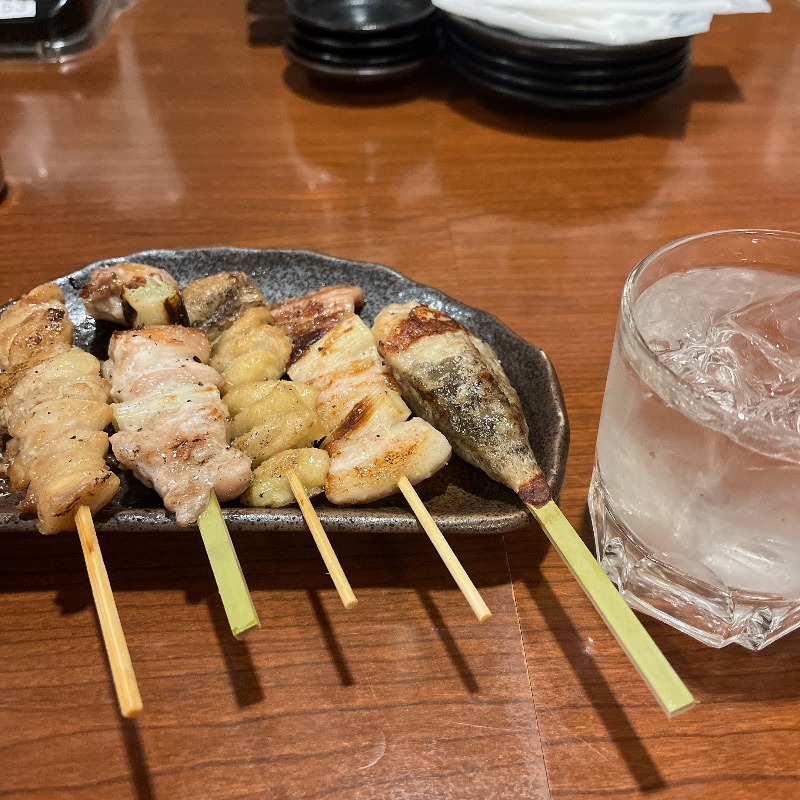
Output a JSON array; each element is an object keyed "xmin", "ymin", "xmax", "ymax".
[
  {"xmin": 75, "ymin": 505, "xmax": 142, "ymax": 718},
  {"xmin": 197, "ymin": 492, "xmax": 261, "ymax": 639},
  {"xmin": 398, "ymin": 476, "xmax": 492, "ymax": 623},
  {"xmin": 525, "ymin": 499, "xmax": 695, "ymax": 717},
  {"xmin": 287, "ymin": 471, "xmax": 358, "ymax": 610}
]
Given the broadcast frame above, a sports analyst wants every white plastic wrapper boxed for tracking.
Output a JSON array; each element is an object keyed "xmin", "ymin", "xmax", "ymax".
[{"xmin": 433, "ymin": 0, "xmax": 771, "ymax": 45}]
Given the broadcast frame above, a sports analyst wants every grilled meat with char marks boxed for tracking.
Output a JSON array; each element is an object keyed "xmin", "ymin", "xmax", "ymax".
[
  {"xmin": 81, "ymin": 262, "xmax": 187, "ymax": 328},
  {"xmin": 278, "ymin": 302, "xmax": 450, "ymax": 506},
  {"xmin": 271, "ymin": 285, "xmax": 364, "ymax": 363},
  {"xmin": 0, "ymin": 284, "xmax": 120, "ymax": 534},
  {"xmin": 0, "ymin": 283, "xmax": 73, "ymax": 370},
  {"xmin": 105, "ymin": 326, "xmax": 253, "ymax": 525}
]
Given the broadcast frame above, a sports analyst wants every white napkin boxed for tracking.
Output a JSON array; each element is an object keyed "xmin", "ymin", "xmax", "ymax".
[{"xmin": 434, "ymin": 0, "xmax": 771, "ymax": 45}]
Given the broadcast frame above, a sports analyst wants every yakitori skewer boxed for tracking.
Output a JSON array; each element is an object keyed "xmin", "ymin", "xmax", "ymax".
[
  {"xmin": 272, "ymin": 288, "xmax": 491, "ymax": 622},
  {"xmin": 374, "ymin": 302, "xmax": 695, "ymax": 717},
  {"xmin": 105, "ymin": 325, "xmax": 260, "ymax": 638},
  {"xmin": 183, "ymin": 273, "xmax": 358, "ymax": 610},
  {"xmin": 82, "ymin": 264, "xmax": 261, "ymax": 638},
  {"xmin": 0, "ymin": 283, "xmax": 141, "ymax": 717}
]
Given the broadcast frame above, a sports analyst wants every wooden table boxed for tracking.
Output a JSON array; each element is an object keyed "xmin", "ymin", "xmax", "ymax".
[{"xmin": 1, "ymin": 2, "xmax": 798, "ymax": 798}]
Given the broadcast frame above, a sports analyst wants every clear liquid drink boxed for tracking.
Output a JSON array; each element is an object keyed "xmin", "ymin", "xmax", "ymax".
[{"xmin": 590, "ymin": 230, "xmax": 800, "ymax": 649}]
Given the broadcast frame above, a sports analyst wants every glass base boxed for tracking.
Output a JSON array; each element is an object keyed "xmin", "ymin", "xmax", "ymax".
[{"xmin": 589, "ymin": 464, "xmax": 800, "ymax": 650}]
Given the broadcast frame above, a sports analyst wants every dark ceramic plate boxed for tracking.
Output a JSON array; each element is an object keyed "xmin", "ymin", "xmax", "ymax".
[
  {"xmin": 449, "ymin": 48, "xmax": 689, "ymax": 113},
  {"xmin": 444, "ymin": 12, "xmax": 690, "ymax": 65},
  {"xmin": 445, "ymin": 25, "xmax": 691, "ymax": 81},
  {"xmin": 286, "ymin": 22, "xmax": 428, "ymax": 52},
  {"xmin": 285, "ymin": 32, "xmax": 439, "ymax": 67},
  {"xmin": 286, "ymin": 0, "xmax": 436, "ymax": 35},
  {"xmin": 447, "ymin": 43, "xmax": 691, "ymax": 96},
  {"xmin": 284, "ymin": 44, "xmax": 436, "ymax": 84},
  {"xmin": 0, "ymin": 248, "xmax": 569, "ymax": 534}
]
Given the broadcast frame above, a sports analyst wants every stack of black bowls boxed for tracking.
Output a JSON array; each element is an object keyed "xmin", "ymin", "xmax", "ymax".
[
  {"xmin": 442, "ymin": 13, "xmax": 692, "ymax": 115},
  {"xmin": 284, "ymin": 0, "xmax": 441, "ymax": 86}
]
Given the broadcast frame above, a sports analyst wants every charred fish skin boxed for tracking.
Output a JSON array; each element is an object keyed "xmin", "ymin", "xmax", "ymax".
[{"xmin": 374, "ymin": 302, "xmax": 551, "ymax": 507}]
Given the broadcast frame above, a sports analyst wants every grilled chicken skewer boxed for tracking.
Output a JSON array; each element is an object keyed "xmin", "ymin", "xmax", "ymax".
[
  {"xmin": 100, "ymin": 323, "xmax": 260, "ymax": 637},
  {"xmin": 83, "ymin": 262, "xmax": 260, "ymax": 637},
  {"xmin": 273, "ymin": 287, "xmax": 490, "ymax": 622},
  {"xmin": 0, "ymin": 283, "xmax": 141, "ymax": 717},
  {"xmin": 103, "ymin": 326, "xmax": 253, "ymax": 524},
  {"xmin": 183, "ymin": 273, "xmax": 357, "ymax": 609},
  {"xmin": 374, "ymin": 302, "xmax": 694, "ymax": 717},
  {"xmin": 273, "ymin": 288, "xmax": 453, "ymax": 504}
]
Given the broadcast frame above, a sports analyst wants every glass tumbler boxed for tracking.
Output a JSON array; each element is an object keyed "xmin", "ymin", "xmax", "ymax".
[{"xmin": 589, "ymin": 229, "xmax": 800, "ymax": 649}]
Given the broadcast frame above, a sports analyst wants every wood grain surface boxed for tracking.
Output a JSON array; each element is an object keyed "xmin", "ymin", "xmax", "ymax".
[{"xmin": 1, "ymin": 1, "xmax": 799, "ymax": 798}]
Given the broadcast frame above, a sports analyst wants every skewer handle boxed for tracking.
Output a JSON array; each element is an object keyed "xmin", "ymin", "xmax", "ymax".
[
  {"xmin": 398, "ymin": 476, "xmax": 492, "ymax": 623},
  {"xmin": 75, "ymin": 506, "xmax": 143, "ymax": 718},
  {"xmin": 525, "ymin": 499, "xmax": 695, "ymax": 717},
  {"xmin": 288, "ymin": 471, "xmax": 358, "ymax": 610},
  {"xmin": 197, "ymin": 492, "xmax": 261, "ymax": 639}
]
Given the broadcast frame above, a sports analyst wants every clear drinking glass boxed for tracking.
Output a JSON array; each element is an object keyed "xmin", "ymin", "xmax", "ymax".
[{"xmin": 589, "ymin": 229, "xmax": 800, "ymax": 650}]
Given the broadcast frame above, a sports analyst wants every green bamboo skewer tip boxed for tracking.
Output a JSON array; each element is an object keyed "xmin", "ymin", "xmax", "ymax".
[
  {"xmin": 197, "ymin": 492, "xmax": 261, "ymax": 639},
  {"xmin": 526, "ymin": 499, "xmax": 695, "ymax": 718}
]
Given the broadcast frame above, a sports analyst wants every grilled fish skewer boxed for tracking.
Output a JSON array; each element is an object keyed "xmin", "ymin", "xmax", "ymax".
[
  {"xmin": 373, "ymin": 303, "xmax": 550, "ymax": 505},
  {"xmin": 0, "ymin": 283, "xmax": 140, "ymax": 717},
  {"xmin": 183, "ymin": 273, "xmax": 357, "ymax": 609},
  {"xmin": 374, "ymin": 302, "xmax": 694, "ymax": 716}
]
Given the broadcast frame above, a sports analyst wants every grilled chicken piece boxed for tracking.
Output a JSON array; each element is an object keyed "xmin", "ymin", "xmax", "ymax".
[
  {"xmin": 324, "ymin": 390, "xmax": 450, "ymax": 505},
  {"xmin": 231, "ymin": 380, "xmax": 327, "ymax": 466},
  {"xmin": 104, "ymin": 325, "xmax": 221, "ymax": 400},
  {"xmin": 7, "ymin": 391, "xmax": 119, "ymax": 533},
  {"xmin": 280, "ymin": 304, "xmax": 451, "ymax": 505},
  {"xmin": 105, "ymin": 327, "xmax": 252, "ymax": 525},
  {"xmin": 374, "ymin": 303, "xmax": 550, "ymax": 507},
  {"xmin": 0, "ymin": 283, "xmax": 73, "ymax": 370},
  {"xmin": 209, "ymin": 306, "xmax": 292, "ymax": 388},
  {"xmin": 183, "ymin": 271, "xmax": 265, "ymax": 339},
  {"xmin": 81, "ymin": 262, "xmax": 187, "ymax": 328},
  {"xmin": 288, "ymin": 315, "xmax": 398, "ymax": 431},
  {"xmin": 4, "ymin": 348, "xmax": 110, "ymax": 437},
  {"xmin": 241, "ymin": 448, "xmax": 330, "ymax": 507},
  {"xmin": 271, "ymin": 285, "xmax": 365, "ymax": 363},
  {"xmin": 0, "ymin": 283, "xmax": 120, "ymax": 534}
]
